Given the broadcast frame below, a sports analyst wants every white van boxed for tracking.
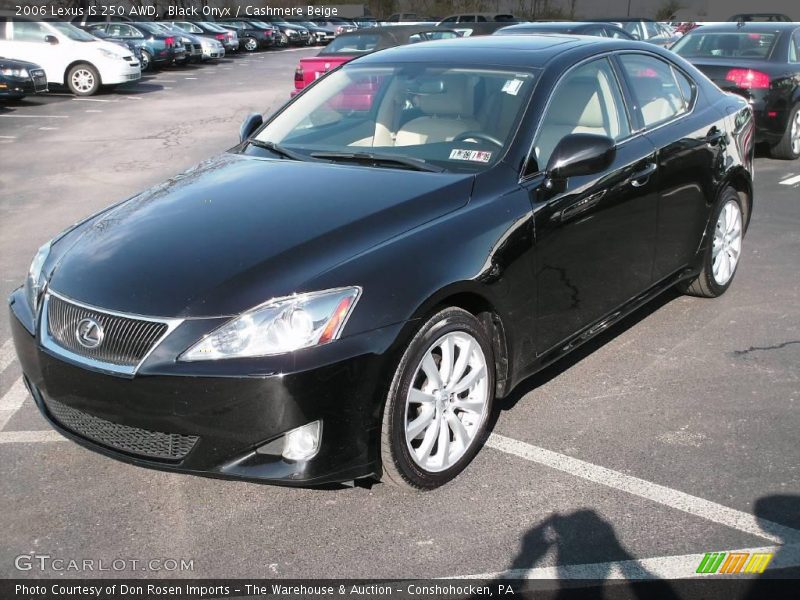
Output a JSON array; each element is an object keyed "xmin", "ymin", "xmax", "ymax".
[{"xmin": 0, "ymin": 16, "xmax": 140, "ymax": 96}]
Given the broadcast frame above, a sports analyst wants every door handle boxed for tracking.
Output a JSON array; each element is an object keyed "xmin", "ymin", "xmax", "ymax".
[
  {"xmin": 704, "ymin": 127, "xmax": 726, "ymax": 145},
  {"xmin": 630, "ymin": 162, "xmax": 657, "ymax": 187},
  {"xmin": 559, "ymin": 189, "xmax": 606, "ymax": 222}
]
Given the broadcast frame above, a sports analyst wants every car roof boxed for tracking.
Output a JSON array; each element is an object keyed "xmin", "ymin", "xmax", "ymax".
[
  {"xmin": 499, "ymin": 22, "xmax": 598, "ymax": 30},
  {"xmin": 354, "ymin": 34, "xmax": 640, "ymax": 68},
  {"xmin": 687, "ymin": 22, "xmax": 799, "ymax": 33},
  {"xmin": 336, "ymin": 24, "xmax": 447, "ymax": 37}
]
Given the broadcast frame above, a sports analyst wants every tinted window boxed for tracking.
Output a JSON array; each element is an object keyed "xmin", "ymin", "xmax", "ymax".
[
  {"xmin": 672, "ymin": 32, "xmax": 778, "ymax": 59},
  {"xmin": 0, "ymin": 17, "xmax": 6, "ymax": 40},
  {"xmin": 535, "ymin": 58, "xmax": 630, "ymax": 169},
  {"xmin": 441, "ymin": 17, "xmax": 457, "ymax": 23},
  {"xmin": 606, "ymin": 27, "xmax": 629, "ymax": 39},
  {"xmin": 672, "ymin": 67, "xmax": 695, "ymax": 107},
  {"xmin": 791, "ymin": 33, "xmax": 800, "ymax": 62},
  {"xmin": 321, "ymin": 34, "xmax": 380, "ymax": 55},
  {"xmin": 644, "ymin": 21, "xmax": 660, "ymax": 38},
  {"xmin": 620, "ymin": 54, "xmax": 687, "ymax": 127},
  {"xmin": 460, "ymin": 16, "xmax": 476, "ymax": 23}
]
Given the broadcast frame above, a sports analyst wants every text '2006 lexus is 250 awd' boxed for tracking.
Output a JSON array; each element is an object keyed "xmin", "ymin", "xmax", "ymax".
[{"xmin": 10, "ymin": 35, "xmax": 755, "ymax": 490}]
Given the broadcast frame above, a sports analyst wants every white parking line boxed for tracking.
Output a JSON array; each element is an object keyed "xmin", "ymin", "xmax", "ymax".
[
  {"xmin": 38, "ymin": 127, "xmax": 59, "ymax": 131},
  {"xmin": 0, "ymin": 339, "xmax": 16, "ymax": 373},
  {"xmin": 779, "ymin": 174, "xmax": 800, "ymax": 186},
  {"xmin": 85, "ymin": 109, "xmax": 102, "ymax": 113},
  {"xmin": 487, "ymin": 434, "xmax": 800, "ymax": 544},
  {"xmin": 157, "ymin": 79, "xmax": 177, "ymax": 83},
  {"xmin": 74, "ymin": 97, "xmax": 115, "ymax": 103},
  {"xmin": 0, "ymin": 135, "xmax": 17, "ymax": 139},
  {"xmin": 455, "ymin": 543, "xmax": 800, "ymax": 580},
  {"xmin": 184, "ymin": 77, "xmax": 198, "ymax": 80},
  {"xmin": 0, "ymin": 430, "xmax": 65, "ymax": 444},
  {"xmin": 125, "ymin": 96, "xmax": 143, "ymax": 101},
  {"xmin": 0, "ymin": 377, "xmax": 28, "ymax": 430}
]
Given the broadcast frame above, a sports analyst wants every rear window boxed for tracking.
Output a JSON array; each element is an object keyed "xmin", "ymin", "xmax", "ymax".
[
  {"xmin": 672, "ymin": 32, "xmax": 778, "ymax": 59},
  {"xmin": 321, "ymin": 34, "xmax": 381, "ymax": 55}
]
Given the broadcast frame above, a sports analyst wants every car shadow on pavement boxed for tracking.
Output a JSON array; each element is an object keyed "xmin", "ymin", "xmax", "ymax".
[{"xmin": 745, "ymin": 494, "xmax": 800, "ymax": 591}]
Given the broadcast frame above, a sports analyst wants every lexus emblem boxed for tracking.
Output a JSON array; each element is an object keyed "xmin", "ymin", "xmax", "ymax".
[{"xmin": 75, "ymin": 318, "xmax": 104, "ymax": 349}]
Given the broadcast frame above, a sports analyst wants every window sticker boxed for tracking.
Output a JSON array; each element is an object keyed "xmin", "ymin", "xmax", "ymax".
[
  {"xmin": 501, "ymin": 79, "xmax": 523, "ymax": 96},
  {"xmin": 449, "ymin": 149, "xmax": 493, "ymax": 163}
]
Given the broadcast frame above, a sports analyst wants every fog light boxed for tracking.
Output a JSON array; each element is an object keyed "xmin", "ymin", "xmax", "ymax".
[{"xmin": 282, "ymin": 421, "xmax": 322, "ymax": 461}]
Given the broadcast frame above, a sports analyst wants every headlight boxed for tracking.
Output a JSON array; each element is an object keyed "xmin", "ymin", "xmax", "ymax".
[
  {"xmin": 1, "ymin": 68, "xmax": 28, "ymax": 78},
  {"xmin": 97, "ymin": 47, "xmax": 122, "ymax": 59},
  {"xmin": 25, "ymin": 242, "xmax": 51, "ymax": 313},
  {"xmin": 180, "ymin": 287, "xmax": 361, "ymax": 360}
]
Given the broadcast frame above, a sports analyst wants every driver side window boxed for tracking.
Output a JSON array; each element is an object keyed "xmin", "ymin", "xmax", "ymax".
[
  {"xmin": 533, "ymin": 58, "xmax": 630, "ymax": 172},
  {"xmin": 11, "ymin": 20, "xmax": 49, "ymax": 43}
]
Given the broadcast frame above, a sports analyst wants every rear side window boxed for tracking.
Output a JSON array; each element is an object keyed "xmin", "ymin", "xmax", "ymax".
[
  {"xmin": 791, "ymin": 32, "xmax": 799, "ymax": 62},
  {"xmin": 619, "ymin": 54, "xmax": 687, "ymax": 128},
  {"xmin": 672, "ymin": 68, "xmax": 696, "ymax": 108},
  {"xmin": 321, "ymin": 34, "xmax": 380, "ymax": 55}
]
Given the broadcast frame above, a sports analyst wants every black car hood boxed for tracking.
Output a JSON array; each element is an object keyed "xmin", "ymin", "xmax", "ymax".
[
  {"xmin": 49, "ymin": 153, "xmax": 473, "ymax": 318},
  {"xmin": 0, "ymin": 57, "xmax": 42, "ymax": 70}
]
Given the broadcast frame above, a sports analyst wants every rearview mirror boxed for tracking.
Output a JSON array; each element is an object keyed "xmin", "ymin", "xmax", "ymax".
[
  {"xmin": 44, "ymin": 35, "xmax": 59, "ymax": 45},
  {"xmin": 239, "ymin": 113, "xmax": 263, "ymax": 143},
  {"xmin": 546, "ymin": 133, "xmax": 616, "ymax": 181}
]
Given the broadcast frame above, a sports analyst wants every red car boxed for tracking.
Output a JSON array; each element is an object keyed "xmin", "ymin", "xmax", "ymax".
[{"xmin": 292, "ymin": 26, "xmax": 460, "ymax": 96}]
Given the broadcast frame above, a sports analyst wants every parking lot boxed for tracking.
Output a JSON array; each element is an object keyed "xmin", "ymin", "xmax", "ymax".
[{"xmin": 1, "ymin": 45, "xmax": 799, "ymax": 584}]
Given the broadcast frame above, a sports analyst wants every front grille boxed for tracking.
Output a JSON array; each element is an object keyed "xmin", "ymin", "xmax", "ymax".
[
  {"xmin": 47, "ymin": 294, "xmax": 168, "ymax": 367},
  {"xmin": 46, "ymin": 397, "xmax": 198, "ymax": 461},
  {"xmin": 31, "ymin": 70, "xmax": 47, "ymax": 91}
]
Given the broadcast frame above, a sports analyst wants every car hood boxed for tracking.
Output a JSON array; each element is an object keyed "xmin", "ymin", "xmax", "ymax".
[
  {"xmin": 49, "ymin": 152, "xmax": 473, "ymax": 318},
  {"xmin": 0, "ymin": 57, "xmax": 43, "ymax": 70}
]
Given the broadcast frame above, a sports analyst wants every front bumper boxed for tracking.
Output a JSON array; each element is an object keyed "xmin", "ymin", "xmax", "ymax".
[
  {"xmin": 9, "ymin": 288, "xmax": 403, "ymax": 486},
  {"xmin": 96, "ymin": 58, "xmax": 141, "ymax": 85},
  {"xmin": 0, "ymin": 70, "xmax": 47, "ymax": 96}
]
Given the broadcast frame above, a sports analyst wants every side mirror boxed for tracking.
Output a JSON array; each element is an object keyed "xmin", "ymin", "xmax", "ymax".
[
  {"xmin": 239, "ymin": 113, "xmax": 263, "ymax": 143},
  {"xmin": 44, "ymin": 35, "xmax": 59, "ymax": 45},
  {"xmin": 546, "ymin": 133, "xmax": 616, "ymax": 181}
]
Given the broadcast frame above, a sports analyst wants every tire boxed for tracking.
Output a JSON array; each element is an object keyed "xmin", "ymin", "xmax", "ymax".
[
  {"xmin": 680, "ymin": 186, "xmax": 744, "ymax": 298},
  {"xmin": 66, "ymin": 63, "xmax": 100, "ymax": 97},
  {"xmin": 243, "ymin": 37, "xmax": 257, "ymax": 52},
  {"xmin": 769, "ymin": 104, "xmax": 800, "ymax": 160},
  {"xmin": 140, "ymin": 50, "xmax": 152, "ymax": 72},
  {"xmin": 380, "ymin": 307, "xmax": 495, "ymax": 490}
]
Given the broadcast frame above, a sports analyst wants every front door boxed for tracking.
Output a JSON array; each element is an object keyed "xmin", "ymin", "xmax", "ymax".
[{"xmin": 525, "ymin": 56, "xmax": 659, "ymax": 354}]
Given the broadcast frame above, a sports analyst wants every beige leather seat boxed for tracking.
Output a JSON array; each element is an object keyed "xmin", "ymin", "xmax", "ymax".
[
  {"xmin": 535, "ymin": 78, "xmax": 611, "ymax": 167},
  {"xmin": 394, "ymin": 77, "xmax": 480, "ymax": 147}
]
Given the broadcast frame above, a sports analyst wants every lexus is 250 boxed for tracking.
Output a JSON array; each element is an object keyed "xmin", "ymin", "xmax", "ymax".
[{"xmin": 10, "ymin": 34, "xmax": 755, "ymax": 490}]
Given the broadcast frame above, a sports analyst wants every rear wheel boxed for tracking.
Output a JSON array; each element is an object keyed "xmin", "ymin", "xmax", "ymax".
[
  {"xmin": 243, "ymin": 37, "xmax": 257, "ymax": 52},
  {"xmin": 770, "ymin": 104, "xmax": 800, "ymax": 160},
  {"xmin": 680, "ymin": 186, "xmax": 744, "ymax": 298},
  {"xmin": 140, "ymin": 50, "xmax": 152, "ymax": 72},
  {"xmin": 380, "ymin": 307, "xmax": 494, "ymax": 490},
  {"xmin": 66, "ymin": 63, "xmax": 100, "ymax": 96}
]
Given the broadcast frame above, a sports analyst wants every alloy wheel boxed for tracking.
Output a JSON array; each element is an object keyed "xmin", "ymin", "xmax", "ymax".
[
  {"xmin": 244, "ymin": 38, "xmax": 257, "ymax": 51},
  {"xmin": 712, "ymin": 199, "xmax": 743, "ymax": 286},
  {"xmin": 404, "ymin": 331, "xmax": 489, "ymax": 473},
  {"xmin": 141, "ymin": 51, "xmax": 150, "ymax": 71},
  {"xmin": 71, "ymin": 69, "xmax": 95, "ymax": 94},
  {"xmin": 791, "ymin": 110, "xmax": 800, "ymax": 156}
]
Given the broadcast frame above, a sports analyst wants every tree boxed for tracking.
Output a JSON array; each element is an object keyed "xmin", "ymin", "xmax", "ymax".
[{"xmin": 655, "ymin": 0, "xmax": 682, "ymax": 21}]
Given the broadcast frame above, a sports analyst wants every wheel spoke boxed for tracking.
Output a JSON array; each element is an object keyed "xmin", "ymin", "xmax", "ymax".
[
  {"xmin": 415, "ymin": 413, "xmax": 441, "ymax": 462},
  {"xmin": 438, "ymin": 336, "xmax": 454, "ymax": 387},
  {"xmin": 446, "ymin": 411, "xmax": 470, "ymax": 451},
  {"xmin": 421, "ymin": 351, "xmax": 443, "ymax": 390},
  {"xmin": 452, "ymin": 397, "xmax": 485, "ymax": 414},
  {"xmin": 448, "ymin": 338, "xmax": 472, "ymax": 389},
  {"xmin": 407, "ymin": 405, "xmax": 436, "ymax": 440},
  {"xmin": 408, "ymin": 388, "xmax": 435, "ymax": 405},
  {"xmin": 451, "ymin": 363, "xmax": 486, "ymax": 394},
  {"xmin": 436, "ymin": 414, "xmax": 451, "ymax": 468}
]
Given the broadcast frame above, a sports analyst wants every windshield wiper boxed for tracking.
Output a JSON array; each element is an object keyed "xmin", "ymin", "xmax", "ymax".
[
  {"xmin": 309, "ymin": 151, "xmax": 444, "ymax": 173},
  {"xmin": 247, "ymin": 139, "xmax": 308, "ymax": 161}
]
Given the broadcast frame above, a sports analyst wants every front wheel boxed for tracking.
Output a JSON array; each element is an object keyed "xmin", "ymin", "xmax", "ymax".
[
  {"xmin": 67, "ymin": 63, "xmax": 100, "ymax": 96},
  {"xmin": 140, "ymin": 50, "xmax": 152, "ymax": 72},
  {"xmin": 680, "ymin": 186, "xmax": 744, "ymax": 298},
  {"xmin": 380, "ymin": 307, "xmax": 495, "ymax": 490}
]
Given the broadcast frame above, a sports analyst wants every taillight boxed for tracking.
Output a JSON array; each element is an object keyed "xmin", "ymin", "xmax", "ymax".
[
  {"xmin": 214, "ymin": 33, "xmax": 225, "ymax": 41},
  {"xmin": 294, "ymin": 66, "xmax": 304, "ymax": 82},
  {"xmin": 165, "ymin": 36, "xmax": 175, "ymax": 48},
  {"xmin": 725, "ymin": 69, "xmax": 770, "ymax": 89}
]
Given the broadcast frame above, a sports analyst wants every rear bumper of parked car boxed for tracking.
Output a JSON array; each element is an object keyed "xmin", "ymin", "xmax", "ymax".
[{"xmin": 9, "ymin": 288, "xmax": 401, "ymax": 486}]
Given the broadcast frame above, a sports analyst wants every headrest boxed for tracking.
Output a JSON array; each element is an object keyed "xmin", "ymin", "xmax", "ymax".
[
  {"xmin": 551, "ymin": 78, "xmax": 604, "ymax": 129},
  {"xmin": 414, "ymin": 77, "xmax": 474, "ymax": 117}
]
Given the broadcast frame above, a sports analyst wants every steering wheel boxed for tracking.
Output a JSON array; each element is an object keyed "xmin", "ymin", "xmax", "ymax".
[{"xmin": 452, "ymin": 131, "xmax": 504, "ymax": 147}]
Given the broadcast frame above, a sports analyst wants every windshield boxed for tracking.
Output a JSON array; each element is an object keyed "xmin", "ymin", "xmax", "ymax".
[
  {"xmin": 250, "ymin": 21, "xmax": 274, "ymax": 30},
  {"xmin": 201, "ymin": 22, "xmax": 228, "ymax": 32},
  {"xmin": 672, "ymin": 31, "xmax": 778, "ymax": 59},
  {"xmin": 47, "ymin": 21, "xmax": 97, "ymax": 42},
  {"xmin": 137, "ymin": 22, "xmax": 165, "ymax": 35},
  {"xmin": 251, "ymin": 65, "xmax": 536, "ymax": 173}
]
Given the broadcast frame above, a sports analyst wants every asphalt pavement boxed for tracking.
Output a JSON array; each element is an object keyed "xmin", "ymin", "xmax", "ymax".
[{"xmin": 0, "ymin": 46, "xmax": 799, "ymax": 582}]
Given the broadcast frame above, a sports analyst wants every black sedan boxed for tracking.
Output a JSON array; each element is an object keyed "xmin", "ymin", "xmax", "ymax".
[
  {"xmin": 217, "ymin": 20, "xmax": 275, "ymax": 52},
  {"xmin": 672, "ymin": 22, "xmax": 800, "ymax": 160},
  {"xmin": 495, "ymin": 21, "xmax": 635, "ymax": 39},
  {"xmin": 0, "ymin": 57, "xmax": 47, "ymax": 99},
  {"xmin": 10, "ymin": 35, "xmax": 754, "ymax": 490}
]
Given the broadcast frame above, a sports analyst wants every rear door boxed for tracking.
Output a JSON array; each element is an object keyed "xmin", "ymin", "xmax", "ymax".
[
  {"xmin": 526, "ymin": 56, "xmax": 659, "ymax": 354},
  {"xmin": 616, "ymin": 52, "xmax": 726, "ymax": 280}
]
